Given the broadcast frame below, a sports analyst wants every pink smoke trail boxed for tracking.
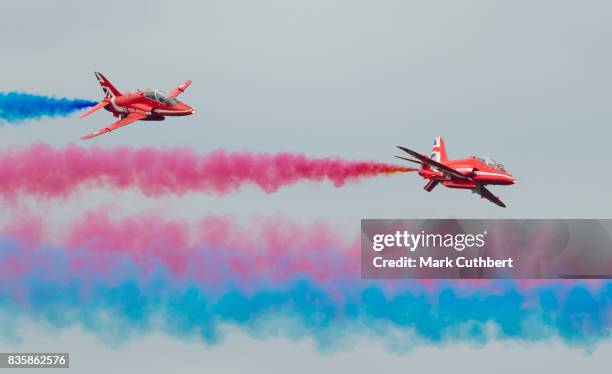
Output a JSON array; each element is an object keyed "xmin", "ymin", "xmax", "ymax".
[
  {"xmin": 2, "ymin": 209, "xmax": 592, "ymax": 295},
  {"xmin": 0, "ymin": 209, "xmax": 359, "ymax": 289},
  {"xmin": 0, "ymin": 143, "xmax": 414, "ymax": 199}
]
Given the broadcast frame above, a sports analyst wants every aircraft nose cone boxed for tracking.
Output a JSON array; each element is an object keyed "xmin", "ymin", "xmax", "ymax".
[{"xmin": 176, "ymin": 102, "xmax": 194, "ymax": 114}]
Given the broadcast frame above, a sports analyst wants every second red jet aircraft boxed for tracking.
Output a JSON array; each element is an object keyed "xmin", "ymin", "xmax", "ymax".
[
  {"xmin": 396, "ymin": 137, "xmax": 516, "ymax": 207},
  {"xmin": 79, "ymin": 72, "xmax": 194, "ymax": 140}
]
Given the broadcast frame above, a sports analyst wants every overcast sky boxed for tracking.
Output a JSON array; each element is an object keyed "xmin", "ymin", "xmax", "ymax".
[{"xmin": 1, "ymin": 0, "xmax": 611, "ymax": 372}]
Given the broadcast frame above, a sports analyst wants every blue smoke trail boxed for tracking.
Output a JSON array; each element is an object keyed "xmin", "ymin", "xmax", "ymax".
[
  {"xmin": 0, "ymin": 238, "xmax": 611, "ymax": 350},
  {"xmin": 0, "ymin": 91, "xmax": 96, "ymax": 123}
]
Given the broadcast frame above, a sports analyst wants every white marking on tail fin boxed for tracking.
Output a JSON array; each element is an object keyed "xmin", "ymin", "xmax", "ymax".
[
  {"xmin": 431, "ymin": 136, "xmax": 448, "ymax": 162},
  {"xmin": 94, "ymin": 72, "xmax": 121, "ymax": 99}
]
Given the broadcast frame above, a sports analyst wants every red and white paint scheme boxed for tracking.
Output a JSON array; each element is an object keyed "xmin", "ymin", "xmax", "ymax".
[
  {"xmin": 396, "ymin": 136, "xmax": 516, "ymax": 207},
  {"xmin": 79, "ymin": 72, "xmax": 194, "ymax": 139}
]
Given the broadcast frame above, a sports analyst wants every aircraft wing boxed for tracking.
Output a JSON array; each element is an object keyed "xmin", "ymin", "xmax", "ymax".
[
  {"xmin": 79, "ymin": 100, "xmax": 108, "ymax": 119},
  {"xmin": 168, "ymin": 80, "xmax": 192, "ymax": 98},
  {"xmin": 396, "ymin": 146, "xmax": 470, "ymax": 180},
  {"xmin": 394, "ymin": 156, "xmax": 423, "ymax": 165},
  {"xmin": 474, "ymin": 185, "xmax": 506, "ymax": 208},
  {"xmin": 81, "ymin": 112, "xmax": 146, "ymax": 140}
]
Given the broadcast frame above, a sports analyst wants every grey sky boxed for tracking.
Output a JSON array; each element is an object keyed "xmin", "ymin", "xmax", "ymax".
[{"xmin": 1, "ymin": 0, "xmax": 611, "ymax": 372}]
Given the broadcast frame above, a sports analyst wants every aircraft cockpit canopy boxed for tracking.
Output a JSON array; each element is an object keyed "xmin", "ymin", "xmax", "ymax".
[
  {"xmin": 143, "ymin": 89, "xmax": 178, "ymax": 106},
  {"xmin": 476, "ymin": 157, "xmax": 506, "ymax": 171}
]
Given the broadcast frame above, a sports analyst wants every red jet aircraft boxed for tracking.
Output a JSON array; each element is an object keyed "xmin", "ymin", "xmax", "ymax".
[
  {"xmin": 396, "ymin": 136, "xmax": 516, "ymax": 207},
  {"xmin": 79, "ymin": 72, "xmax": 194, "ymax": 139}
]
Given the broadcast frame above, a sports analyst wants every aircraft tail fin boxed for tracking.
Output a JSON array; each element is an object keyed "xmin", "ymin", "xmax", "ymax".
[
  {"xmin": 94, "ymin": 72, "xmax": 121, "ymax": 98},
  {"xmin": 430, "ymin": 136, "xmax": 448, "ymax": 163}
]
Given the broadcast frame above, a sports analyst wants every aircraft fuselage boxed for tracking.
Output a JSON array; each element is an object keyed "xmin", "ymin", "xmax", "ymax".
[
  {"xmin": 418, "ymin": 157, "xmax": 516, "ymax": 189},
  {"xmin": 103, "ymin": 91, "xmax": 194, "ymax": 119}
]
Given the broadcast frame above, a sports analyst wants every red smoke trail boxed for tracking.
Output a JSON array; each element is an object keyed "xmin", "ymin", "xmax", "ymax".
[{"xmin": 0, "ymin": 143, "xmax": 414, "ymax": 199}]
